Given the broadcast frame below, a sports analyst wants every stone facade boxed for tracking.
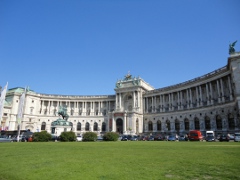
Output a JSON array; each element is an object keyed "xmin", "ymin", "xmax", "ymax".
[{"xmin": 1, "ymin": 53, "xmax": 240, "ymax": 136}]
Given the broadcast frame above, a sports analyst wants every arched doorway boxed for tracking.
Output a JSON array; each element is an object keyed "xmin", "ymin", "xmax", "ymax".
[{"xmin": 116, "ymin": 118, "xmax": 123, "ymax": 134}]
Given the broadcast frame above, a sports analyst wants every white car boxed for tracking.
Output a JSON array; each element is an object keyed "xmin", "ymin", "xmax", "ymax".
[
  {"xmin": 234, "ymin": 133, "xmax": 240, "ymax": 142},
  {"xmin": 76, "ymin": 135, "xmax": 82, "ymax": 142}
]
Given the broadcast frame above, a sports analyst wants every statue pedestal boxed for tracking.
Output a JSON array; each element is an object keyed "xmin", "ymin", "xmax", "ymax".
[{"xmin": 51, "ymin": 118, "xmax": 73, "ymax": 137}]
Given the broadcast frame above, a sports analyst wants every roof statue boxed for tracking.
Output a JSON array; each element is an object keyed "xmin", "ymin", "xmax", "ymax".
[
  {"xmin": 124, "ymin": 71, "xmax": 132, "ymax": 80},
  {"xmin": 229, "ymin": 40, "xmax": 237, "ymax": 54}
]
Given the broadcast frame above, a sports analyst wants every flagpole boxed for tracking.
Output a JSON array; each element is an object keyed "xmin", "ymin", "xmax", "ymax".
[
  {"xmin": 17, "ymin": 87, "xmax": 27, "ymax": 142},
  {"xmin": 0, "ymin": 82, "xmax": 8, "ymax": 129}
]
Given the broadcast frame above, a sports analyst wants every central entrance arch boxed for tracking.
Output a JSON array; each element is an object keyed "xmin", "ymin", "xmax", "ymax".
[{"xmin": 116, "ymin": 118, "xmax": 123, "ymax": 134}]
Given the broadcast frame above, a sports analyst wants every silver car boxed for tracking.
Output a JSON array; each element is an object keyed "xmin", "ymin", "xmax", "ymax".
[
  {"xmin": 0, "ymin": 136, "xmax": 13, "ymax": 142},
  {"xmin": 234, "ymin": 133, "xmax": 240, "ymax": 142}
]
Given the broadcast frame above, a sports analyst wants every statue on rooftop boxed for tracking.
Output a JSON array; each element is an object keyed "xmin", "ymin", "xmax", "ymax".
[
  {"xmin": 229, "ymin": 40, "xmax": 237, "ymax": 54},
  {"xmin": 124, "ymin": 71, "xmax": 132, "ymax": 80}
]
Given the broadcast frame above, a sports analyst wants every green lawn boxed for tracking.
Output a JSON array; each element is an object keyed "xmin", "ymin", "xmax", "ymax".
[{"xmin": 0, "ymin": 141, "xmax": 240, "ymax": 180}]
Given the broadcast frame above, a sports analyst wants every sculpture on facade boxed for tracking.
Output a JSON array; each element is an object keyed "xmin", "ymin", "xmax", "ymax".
[{"xmin": 229, "ymin": 40, "xmax": 237, "ymax": 54}]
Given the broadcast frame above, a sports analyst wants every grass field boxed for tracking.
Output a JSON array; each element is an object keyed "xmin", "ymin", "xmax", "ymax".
[{"xmin": 0, "ymin": 141, "xmax": 240, "ymax": 180}]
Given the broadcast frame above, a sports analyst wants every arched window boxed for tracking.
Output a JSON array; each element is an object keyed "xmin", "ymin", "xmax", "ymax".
[
  {"xmin": 77, "ymin": 122, "xmax": 81, "ymax": 131},
  {"xmin": 85, "ymin": 122, "xmax": 90, "ymax": 131},
  {"xmin": 184, "ymin": 119, "xmax": 189, "ymax": 131},
  {"xmin": 194, "ymin": 117, "xmax": 200, "ymax": 130},
  {"xmin": 41, "ymin": 122, "xmax": 46, "ymax": 130},
  {"xmin": 205, "ymin": 116, "xmax": 211, "ymax": 130},
  {"xmin": 148, "ymin": 121, "xmax": 153, "ymax": 131},
  {"xmin": 157, "ymin": 120, "xmax": 161, "ymax": 131},
  {"xmin": 101, "ymin": 122, "xmax": 106, "ymax": 132},
  {"xmin": 175, "ymin": 119, "xmax": 180, "ymax": 131},
  {"xmin": 94, "ymin": 122, "xmax": 98, "ymax": 131},
  {"xmin": 228, "ymin": 113, "xmax": 235, "ymax": 129},
  {"xmin": 216, "ymin": 115, "xmax": 222, "ymax": 130}
]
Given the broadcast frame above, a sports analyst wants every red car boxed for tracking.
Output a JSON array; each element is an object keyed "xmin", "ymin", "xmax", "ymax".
[{"xmin": 189, "ymin": 130, "xmax": 203, "ymax": 141}]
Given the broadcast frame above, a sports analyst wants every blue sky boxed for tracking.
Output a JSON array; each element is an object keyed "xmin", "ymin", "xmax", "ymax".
[{"xmin": 0, "ymin": 0, "xmax": 239, "ymax": 95}]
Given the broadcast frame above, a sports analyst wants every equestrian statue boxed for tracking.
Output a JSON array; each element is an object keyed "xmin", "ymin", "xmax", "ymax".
[{"xmin": 57, "ymin": 106, "xmax": 69, "ymax": 121}]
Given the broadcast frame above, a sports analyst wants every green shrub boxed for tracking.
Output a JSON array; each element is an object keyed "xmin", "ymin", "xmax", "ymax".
[
  {"xmin": 60, "ymin": 131, "xmax": 76, "ymax": 142},
  {"xmin": 83, "ymin": 132, "xmax": 97, "ymax": 141},
  {"xmin": 103, "ymin": 132, "xmax": 119, "ymax": 141},
  {"xmin": 32, "ymin": 131, "xmax": 51, "ymax": 142}
]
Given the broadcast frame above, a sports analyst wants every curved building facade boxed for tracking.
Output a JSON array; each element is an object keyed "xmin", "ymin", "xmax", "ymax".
[{"xmin": 1, "ymin": 53, "xmax": 240, "ymax": 136}]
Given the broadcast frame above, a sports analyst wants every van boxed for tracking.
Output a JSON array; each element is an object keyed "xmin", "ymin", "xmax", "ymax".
[
  {"xmin": 189, "ymin": 130, "xmax": 203, "ymax": 141},
  {"xmin": 234, "ymin": 133, "xmax": 240, "ymax": 142}
]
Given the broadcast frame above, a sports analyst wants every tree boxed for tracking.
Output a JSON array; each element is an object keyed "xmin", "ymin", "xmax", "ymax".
[
  {"xmin": 59, "ymin": 131, "xmax": 76, "ymax": 142},
  {"xmin": 103, "ymin": 132, "xmax": 119, "ymax": 141},
  {"xmin": 83, "ymin": 132, "xmax": 97, "ymax": 141},
  {"xmin": 32, "ymin": 131, "xmax": 51, "ymax": 142}
]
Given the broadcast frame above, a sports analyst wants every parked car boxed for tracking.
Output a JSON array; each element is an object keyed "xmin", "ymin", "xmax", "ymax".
[
  {"xmin": 178, "ymin": 135, "xmax": 186, "ymax": 141},
  {"xmin": 219, "ymin": 134, "xmax": 230, "ymax": 142},
  {"xmin": 234, "ymin": 133, "xmax": 240, "ymax": 142},
  {"xmin": 148, "ymin": 136, "xmax": 155, "ymax": 141},
  {"xmin": 154, "ymin": 135, "xmax": 165, "ymax": 141},
  {"xmin": 0, "ymin": 136, "xmax": 13, "ymax": 142},
  {"xmin": 167, "ymin": 135, "xmax": 176, "ymax": 141},
  {"xmin": 138, "ymin": 136, "xmax": 148, "ymax": 141},
  {"xmin": 76, "ymin": 135, "xmax": 83, "ymax": 142},
  {"xmin": 229, "ymin": 134, "xmax": 235, "ymax": 140},
  {"xmin": 121, "ymin": 135, "xmax": 132, "ymax": 141},
  {"xmin": 189, "ymin": 130, "xmax": 204, "ymax": 141},
  {"xmin": 205, "ymin": 136, "xmax": 216, "ymax": 142},
  {"xmin": 12, "ymin": 135, "xmax": 28, "ymax": 142},
  {"xmin": 97, "ymin": 136, "xmax": 103, "ymax": 141},
  {"xmin": 130, "ymin": 135, "xmax": 138, "ymax": 141}
]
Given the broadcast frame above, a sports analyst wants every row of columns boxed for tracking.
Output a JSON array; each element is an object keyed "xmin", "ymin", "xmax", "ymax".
[
  {"xmin": 39, "ymin": 100, "xmax": 114, "ymax": 116},
  {"xmin": 115, "ymin": 90, "xmax": 141, "ymax": 111},
  {"xmin": 144, "ymin": 76, "xmax": 233, "ymax": 113}
]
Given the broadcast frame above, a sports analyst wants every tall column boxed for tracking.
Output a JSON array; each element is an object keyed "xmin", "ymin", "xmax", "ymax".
[
  {"xmin": 217, "ymin": 80, "xmax": 221, "ymax": 103},
  {"xmin": 123, "ymin": 113, "xmax": 127, "ymax": 133},
  {"xmin": 180, "ymin": 91, "xmax": 183, "ymax": 110},
  {"xmin": 186, "ymin": 89, "xmax": 189, "ymax": 108},
  {"xmin": 168, "ymin": 94, "xmax": 171, "ymax": 111},
  {"xmin": 154, "ymin": 96, "xmax": 157, "ymax": 112},
  {"xmin": 177, "ymin": 92, "xmax": 180, "ymax": 110},
  {"xmin": 112, "ymin": 116, "xmax": 115, "ymax": 132},
  {"xmin": 152, "ymin": 96, "xmax": 154, "ymax": 113},
  {"xmin": 220, "ymin": 78, "xmax": 225, "ymax": 102},
  {"xmin": 119, "ymin": 93, "xmax": 122, "ymax": 109},
  {"xmin": 206, "ymin": 83, "xmax": 210, "ymax": 105},
  {"xmin": 40, "ymin": 100, "xmax": 43, "ymax": 115},
  {"xmin": 199, "ymin": 86, "xmax": 203, "ymax": 106},
  {"xmin": 143, "ymin": 97, "xmax": 145, "ymax": 113},
  {"xmin": 159, "ymin": 95, "xmax": 162, "ymax": 112},
  {"xmin": 189, "ymin": 88, "xmax": 193, "ymax": 108},
  {"xmin": 196, "ymin": 87, "xmax": 199, "ymax": 107},
  {"xmin": 115, "ymin": 94, "xmax": 118, "ymax": 109},
  {"xmin": 133, "ymin": 91, "xmax": 135, "ymax": 109},
  {"xmin": 146, "ymin": 97, "xmax": 149, "ymax": 113},
  {"xmin": 228, "ymin": 76, "xmax": 233, "ymax": 100},
  {"xmin": 47, "ymin": 100, "xmax": 50, "ymax": 114},
  {"xmin": 210, "ymin": 82, "xmax": 214, "ymax": 104}
]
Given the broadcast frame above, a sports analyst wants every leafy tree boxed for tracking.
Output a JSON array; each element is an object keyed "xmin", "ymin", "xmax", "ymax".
[
  {"xmin": 83, "ymin": 132, "xmax": 97, "ymax": 142},
  {"xmin": 103, "ymin": 132, "xmax": 119, "ymax": 141},
  {"xmin": 32, "ymin": 131, "xmax": 51, "ymax": 142},
  {"xmin": 59, "ymin": 131, "xmax": 76, "ymax": 142}
]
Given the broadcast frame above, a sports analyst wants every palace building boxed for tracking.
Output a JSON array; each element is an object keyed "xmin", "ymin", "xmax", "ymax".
[{"xmin": 1, "ymin": 53, "xmax": 240, "ymax": 136}]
